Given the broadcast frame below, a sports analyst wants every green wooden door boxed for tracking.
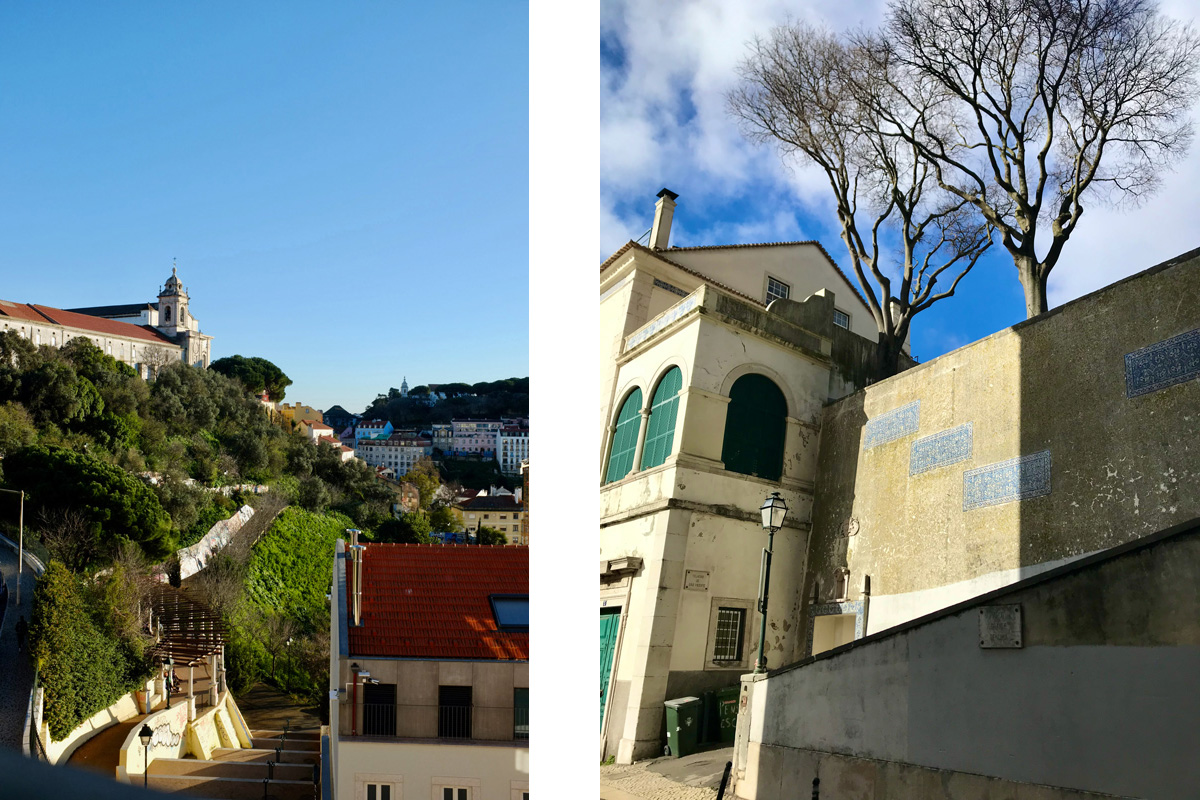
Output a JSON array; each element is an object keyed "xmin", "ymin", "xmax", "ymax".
[{"xmin": 600, "ymin": 610, "xmax": 621, "ymax": 729}]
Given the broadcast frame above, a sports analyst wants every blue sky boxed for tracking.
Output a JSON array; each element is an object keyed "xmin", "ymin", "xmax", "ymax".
[
  {"xmin": 0, "ymin": 2, "xmax": 528, "ymax": 412},
  {"xmin": 600, "ymin": 0, "xmax": 1200, "ymax": 364}
]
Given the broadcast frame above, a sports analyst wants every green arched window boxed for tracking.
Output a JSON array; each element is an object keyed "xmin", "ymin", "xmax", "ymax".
[
  {"xmin": 640, "ymin": 367, "xmax": 683, "ymax": 470},
  {"xmin": 604, "ymin": 388, "xmax": 643, "ymax": 483},
  {"xmin": 721, "ymin": 374, "xmax": 787, "ymax": 482}
]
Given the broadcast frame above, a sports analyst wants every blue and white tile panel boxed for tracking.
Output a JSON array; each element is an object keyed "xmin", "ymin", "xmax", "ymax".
[
  {"xmin": 624, "ymin": 293, "xmax": 700, "ymax": 351},
  {"xmin": 1124, "ymin": 328, "xmax": 1200, "ymax": 398},
  {"xmin": 963, "ymin": 450, "xmax": 1052, "ymax": 511},
  {"xmin": 909, "ymin": 422, "xmax": 973, "ymax": 476},
  {"xmin": 805, "ymin": 600, "xmax": 866, "ymax": 657},
  {"xmin": 863, "ymin": 400, "xmax": 920, "ymax": 449}
]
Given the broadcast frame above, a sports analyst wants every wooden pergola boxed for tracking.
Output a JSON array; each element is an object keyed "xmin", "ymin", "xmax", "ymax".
[{"xmin": 146, "ymin": 584, "xmax": 229, "ymax": 705}]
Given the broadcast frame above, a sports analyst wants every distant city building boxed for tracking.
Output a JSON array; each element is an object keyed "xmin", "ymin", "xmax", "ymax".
[
  {"xmin": 298, "ymin": 419, "xmax": 334, "ymax": 441},
  {"xmin": 430, "ymin": 423, "xmax": 453, "ymax": 454},
  {"xmin": 317, "ymin": 435, "xmax": 355, "ymax": 462},
  {"xmin": 278, "ymin": 402, "xmax": 323, "ymax": 432},
  {"xmin": 323, "ymin": 405, "xmax": 360, "ymax": 433},
  {"xmin": 452, "ymin": 495, "xmax": 525, "ymax": 544},
  {"xmin": 358, "ymin": 432, "xmax": 432, "ymax": 476},
  {"xmin": 400, "ymin": 376, "xmax": 409, "ymax": 397},
  {"xmin": 521, "ymin": 460, "xmax": 529, "ymax": 545},
  {"xmin": 355, "ymin": 419, "xmax": 393, "ymax": 443},
  {"xmin": 497, "ymin": 425, "xmax": 529, "ymax": 475},
  {"xmin": 451, "ymin": 419, "xmax": 502, "ymax": 458},
  {"xmin": 0, "ymin": 267, "xmax": 213, "ymax": 377}
]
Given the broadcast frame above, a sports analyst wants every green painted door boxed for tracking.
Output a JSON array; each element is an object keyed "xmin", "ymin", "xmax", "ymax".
[{"xmin": 600, "ymin": 610, "xmax": 621, "ymax": 729}]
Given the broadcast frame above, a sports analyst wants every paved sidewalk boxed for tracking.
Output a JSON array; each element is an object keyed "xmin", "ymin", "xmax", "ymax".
[
  {"xmin": 0, "ymin": 545, "xmax": 37, "ymax": 752},
  {"xmin": 601, "ymin": 746, "xmax": 733, "ymax": 800}
]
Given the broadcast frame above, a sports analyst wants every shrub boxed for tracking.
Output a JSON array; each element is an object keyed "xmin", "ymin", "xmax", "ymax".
[{"xmin": 30, "ymin": 562, "xmax": 150, "ymax": 740}]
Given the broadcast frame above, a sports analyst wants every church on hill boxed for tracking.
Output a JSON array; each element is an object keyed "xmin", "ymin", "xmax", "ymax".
[{"xmin": 0, "ymin": 266, "xmax": 213, "ymax": 378}]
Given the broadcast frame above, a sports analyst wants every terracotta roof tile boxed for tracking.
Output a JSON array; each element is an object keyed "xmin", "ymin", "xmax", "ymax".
[
  {"xmin": 0, "ymin": 301, "xmax": 177, "ymax": 344},
  {"xmin": 347, "ymin": 544, "xmax": 528, "ymax": 660},
  {"xmin": 599, "ymin": 239, "xmax": 869, "ymax": 312}
]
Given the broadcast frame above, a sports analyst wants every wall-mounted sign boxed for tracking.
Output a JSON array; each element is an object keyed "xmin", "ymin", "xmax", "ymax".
[
  {"xmin": 979, "ymin": 604, "xmax": 1022, "ymax": 648},
  {"xmin": 684, "ymin": 570, "xmax": 710, "ymax": 591}
]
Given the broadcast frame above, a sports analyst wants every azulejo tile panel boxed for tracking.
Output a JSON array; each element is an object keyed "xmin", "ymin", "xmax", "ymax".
[
  {"xmin": 805, "ymin": 600, "xmax": 865, "ymax": 657},
  {"xmin": 863, "ymin": 400, "xmax": 920, "ymax": 449},
  {"xmin": 1125, "ymin": 328, "xmax": 1200, "ymax": 398},
  {"xmin": 963, "ymin": 450, "xmax": 1052, "ymax": 511},
  {"xmin": 653, "ymin": 277, "xmax": 689, "ymax": 298},
  {"xmin": 909, "ymin": 422, "xmax": 973, "ymax": 476}
]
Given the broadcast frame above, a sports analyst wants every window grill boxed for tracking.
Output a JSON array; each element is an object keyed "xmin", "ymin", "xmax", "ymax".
[{"xmin": 713, "ymin": 607, "xmax": 746, "ymax": 662}]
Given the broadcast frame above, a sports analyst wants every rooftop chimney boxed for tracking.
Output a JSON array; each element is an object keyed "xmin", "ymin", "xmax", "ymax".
[
  {"xmin": 348, "ymin": 529, "xmax": 365, "ymax": 627},
  {"xmin": 649, "ymin": 188, "xmax": 678, "ymax": 250}
]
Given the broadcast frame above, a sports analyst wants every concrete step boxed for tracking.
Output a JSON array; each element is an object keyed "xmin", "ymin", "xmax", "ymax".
[
  {"xmin": 148, "ymin": 756, "xmax": 314, "ymax": 782},
  {"xmin": 213, "ymin": 747, "xmax": 321, "ymax": 766},
  {"xmin": 146, "ymin": 773, "xmax": 315, "ymax": 799},
  {"xmin": 251, "ymin": 729, "xmax": 322, "ymax": 742},
  {"xmin": 251, "ymin": 736, "xmax": 321, "ymax": 752}
]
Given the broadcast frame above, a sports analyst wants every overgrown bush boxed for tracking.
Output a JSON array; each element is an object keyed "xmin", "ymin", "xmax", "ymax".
[{"xmin": 30, "ymin": 562, "xmax": 151, "ymax": 740}]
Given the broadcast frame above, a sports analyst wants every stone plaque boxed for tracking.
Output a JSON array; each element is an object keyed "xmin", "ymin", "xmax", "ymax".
[
  {"xmin": 684, "ymin": 570, "xmax": 710, "ymax": 591},
  {"xmin": 978, "ymin": 605, "xmax": 1022, "ymax": 648}
]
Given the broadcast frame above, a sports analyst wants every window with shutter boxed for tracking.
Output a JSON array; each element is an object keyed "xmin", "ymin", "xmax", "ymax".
[
  {"xmin": 640, "ymin": 367, "xmax": 682, "ymax": 470},
  {"xmin": 604, "ymin": 388, "xmax": 643, "ymax": 483},
  {"xmin": 721, "ymin": 374, "xmax": 787, "ymax": 482}
]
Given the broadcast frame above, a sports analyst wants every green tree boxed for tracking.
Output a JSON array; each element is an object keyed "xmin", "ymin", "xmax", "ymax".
[
  {"xmin": 209, "ymin": 355, "xmax": 292, "ymax": 401},
  {"xmin": 475, "ymin": 526, "xmax": 508, "ymax": 546},
  {"xmin": 402, "ymin": 458, "xmax": 441, "ymax": 510},
  {"xmin": 0, "ymin": 402, "xmax": 37, "ymax": 456},
  {"xmin": 374, "ymin": 512, "xmax": 434, "ymax": 544},
  {"xmin": 3, "ymin": 445, "xmax": 173, "ymax": 566}
]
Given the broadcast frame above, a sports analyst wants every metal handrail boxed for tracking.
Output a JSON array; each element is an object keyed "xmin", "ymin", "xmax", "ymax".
[{"xmin": 354, "ymin": 703, "xmax": 529, "ymax": 742}]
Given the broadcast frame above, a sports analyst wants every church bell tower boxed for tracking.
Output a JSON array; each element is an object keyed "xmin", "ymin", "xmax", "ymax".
[{"xmin": 157, "ymin": 265, "xmax": 189, "ymax": 335}]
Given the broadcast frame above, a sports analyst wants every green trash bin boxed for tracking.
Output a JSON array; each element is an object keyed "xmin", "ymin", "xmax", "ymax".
[
  {"xmin": 715, "ymin": 686, "xmax": 740, "ymax": 743},
  {"xmin": 663, "ymin": 696, "xmax": 702, "ymax": 757}
]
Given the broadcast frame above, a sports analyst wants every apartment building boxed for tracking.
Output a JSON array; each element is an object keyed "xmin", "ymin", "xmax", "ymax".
[{"xmin": 329, "ymin": 539, "xmax": 529, "ymax": 800}]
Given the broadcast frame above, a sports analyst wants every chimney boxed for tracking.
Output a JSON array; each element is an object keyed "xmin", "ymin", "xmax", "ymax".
[
  {"xmin": 649, "ymin": 188, "xmax": 678, "ymax": 250},
  {"xmin": 348, "ymin": 529, "xmax": 365, "ymax": 626}
]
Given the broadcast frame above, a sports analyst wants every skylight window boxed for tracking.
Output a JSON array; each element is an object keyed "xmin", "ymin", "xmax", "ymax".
[{"xmin": 490, "ymin": 594, "xmax": 529, "ymax": 631}]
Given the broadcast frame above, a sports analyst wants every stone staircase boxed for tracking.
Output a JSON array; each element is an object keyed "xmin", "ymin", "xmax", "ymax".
[{"xmin": 143, "ymin": 728, "xmax": 321, "ymax": 799}]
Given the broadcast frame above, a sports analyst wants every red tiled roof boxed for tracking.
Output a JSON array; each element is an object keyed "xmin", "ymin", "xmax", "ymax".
[
  {"xmin": 458, "ymin": 495, "xmax": 522, "ymax": 511},
  {"xmin": 599, "ymin": 239, "xmax": 870, "ymax": 312},
  {"xmin": 0, "ymin": 300, "xmax": 176, "ymax": 344},
  {"xmin": 347, "ymin": 544, "xmax": 528, "ymax": 660}
]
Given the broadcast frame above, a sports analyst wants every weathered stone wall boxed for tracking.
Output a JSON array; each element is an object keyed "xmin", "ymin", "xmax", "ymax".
[
  {"xmin": 740, "ymin": 522, "xmax": 1200, "ymax": 800},
  {"xmin": 806, "ymin": 248, "xmax": 1200, "ymax": 635}
]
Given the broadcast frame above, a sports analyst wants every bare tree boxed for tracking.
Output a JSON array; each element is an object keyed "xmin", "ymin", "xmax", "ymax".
[
  {"xmin": 730, "ymin": 23, "xmax": 993, "ymax": 377},
  {"xmin": 872, "ymin": 0, "xmax": 1200, "ymax": 316},
  {"xmin": 37, "ymin": 506, "xmax": 100, "ymax": 573},
  {"xmin": 141, "ymin": 345, "xmax": 176, "ymax": 379},
  {"xmin": 188, "ymin": 552, "xmax": 247, "ymax": 620},
  {"xmin": 261, "ymin": 613, "xmax": 297, "ymax": 680}
]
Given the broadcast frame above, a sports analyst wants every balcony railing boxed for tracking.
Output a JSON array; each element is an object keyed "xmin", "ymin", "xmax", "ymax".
[{"xmin": 355, "ymin": 703, "xmax": 528, "ymax": 743}]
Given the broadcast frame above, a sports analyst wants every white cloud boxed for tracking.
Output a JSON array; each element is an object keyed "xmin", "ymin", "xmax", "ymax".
[{"xmin": 602, "ymin": 0, "xmax": 1200, "ymax": 306}]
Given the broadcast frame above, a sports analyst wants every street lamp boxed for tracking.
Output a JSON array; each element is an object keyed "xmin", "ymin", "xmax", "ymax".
[
  {"xmin": 138, "ymin": 723, "xmax": 153, "ymax": 788},
  {"xmin": 755, "ymin": 492, "xmax": 788, "ymax": 673}
]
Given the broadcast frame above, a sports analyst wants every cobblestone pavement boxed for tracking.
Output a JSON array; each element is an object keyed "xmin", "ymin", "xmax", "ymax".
[
  {"xmin": 0, "ymin": 544, "xmax": 37, "ymax": 752},
  {"xmin": 601, "ymin": 763, "xmax": 720, "ymax": 800},
  {"xmin": 601, "ymin": 747, "xmax": 733, "ymax": 800}
]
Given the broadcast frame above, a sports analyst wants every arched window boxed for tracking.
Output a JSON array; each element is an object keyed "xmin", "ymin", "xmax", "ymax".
[
  {"xmin": 604, "ymin": 388, "xmax": 643, "ymax": 483},
  {"xmin": 640, "ymin": 367, "xmax": 683, "ymax": 470},
  {"xmin": 721, "ymin": 373, "xmax": 787, "ymax": 482},
  {"xmin": 164, "ymin": 306, "xmax": 172, "ymax": 323}
]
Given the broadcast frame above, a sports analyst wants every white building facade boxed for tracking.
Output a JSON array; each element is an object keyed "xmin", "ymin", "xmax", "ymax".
[
  {"xmin": 358, "ymin": 433, "xmax": 432, "ymax": 477},
  {"xmin": 0, "ymin": 267, "xmax": 213, "ymax": 377},
  {"xmin": 496, "ymin": 426, "xmax": 529, "ymax": 476},
  {"xmin": 598, "ymin": 190, "xmax": 881, "ymax": 763}
]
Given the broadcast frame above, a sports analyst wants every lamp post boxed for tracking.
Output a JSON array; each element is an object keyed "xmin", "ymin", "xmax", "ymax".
[
  {"xmin": 755, "ymin": 492, "xmax": 788, "ymax": 673},
  {"xmin": 138, "ymin": 723, "xmax": 153, "ymax": 788},
  {"xmin": 0, "ymin": 489, "xmax": 25, "ymax": 605}
]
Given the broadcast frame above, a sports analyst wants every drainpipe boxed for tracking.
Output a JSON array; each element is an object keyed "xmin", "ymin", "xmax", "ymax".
[{"xmin": 350, "ymin": 664, "xmax": 360, "ymax": 736}]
